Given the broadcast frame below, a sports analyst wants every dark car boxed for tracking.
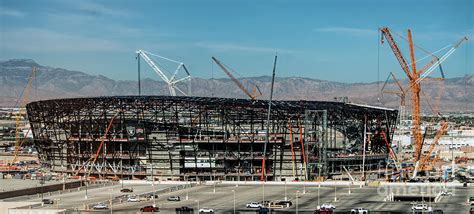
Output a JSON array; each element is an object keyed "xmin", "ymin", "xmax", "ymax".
[
  {"xmin": 146, "ymin": 193, "xmax": 159, "ymax": 199},
  {"xmin": 121, "ymin": 188, "xmax": 133, "ymax": 193},
  {"xmin": 42, "ymin": 199, "xmax": 54, "ymax": 204},
  {"xmin": 140, "ymin": 205, "xmax": 159, "ymax": 212},
  {"xmin": 275, "ymin": 200, "xmax": 293, "ymax": 207},
  {"xmin": 167, "ymin": 196, "xmax": 181, "ymax": 201},
  {"xmin": 314, "ymin": 207, "xmax": 334, "ymax": 214},
  {"xmin": 429, "ymin": 209, "xmax": 443, "ymax": 214},
  {"xmin": 258, "ymin": 207, "xmax": 270, "ymax": 214},
  {"xmin": 470, "ymin": 207, "xmax": 474, "ymax": 214},
  {"xmin": 176, "ymin": 206, "xmax": 194, "ymax": 214}
]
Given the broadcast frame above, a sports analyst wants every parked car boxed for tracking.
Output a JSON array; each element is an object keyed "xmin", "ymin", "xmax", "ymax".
[
  {"xmin": 314, "ymin": 207, "xmax": 334, "ymax": 214},
  {"xmin": 146, "ymin": 193, "xmax": 159, "ymax": 199},
  {"xmin": 469, "ymin": 196, "xmax": 474, "ymax": 205},
  {"xmin": 321, "ymin": 204, "xmax": 336, "ymax": 209},
  {"xmin": 93, "ymin": 203, "xmax": 108, "ymax": 209},
  {"xmin": 121, "ymin": 188, "xmax": 133, "ymax": 193},
  {"xmin": 199, "ymin": 207, "xmax": 214, "ymax": 213},
  {"xmin": 258, "ymin": 207, "xmax": 270, "ymax": 214},
  {"xmin": 42, "ymin": 199, "xmax": 54, "ymax": 204},
  {"xmin": 127, "ymin": 196, "xmax": 140, "ymax": 202},
  {"xmin": 140, "ymin": 205, "xmax": 159, "ymax": 212},
  {"xmin": 429, "ymin": 209, "xmax": 444, "ymax": 214},
  {"xmin": 412, "ymin": 204, "xmax": 428, "ymax": 210},
  {"xmin": 274, "ymin": 200, "xmax": 293, "ymax": 207},
  {"xmin": 351, "ymin": 208, "xmax": 368, "ymax": 214},
  {"xmin": 167, "ymin": 196, "xmax": 181, "ymax": 201},
  {"xmin": 470, "ymin": 207, "xmax": 474, "ymax": 214},
  {"xmin": 176, "ymin": 206, "xmax": 194, "ymax": 214},
  {"xmin": 246, "ymin": 202, "xmax": 263, "ymax": 208},
  {"xmin": 440, "ymin": 191, "xmax": 453, "ymax": 196},
  {"xmin": 260, "ymin": 200, "xmax": 271, "ymax": 207}
]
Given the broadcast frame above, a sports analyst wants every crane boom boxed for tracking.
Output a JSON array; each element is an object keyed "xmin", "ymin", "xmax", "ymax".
[
  {"xmin": 136, "ymin": 50, "xmax": 191, "ymax": 96},
  {"xmin": 212, "ymin": 56, "xmax": 261, "ymax": 100},
  {"xmin": 12, "ymin": 67, "xmax": 36, "ymax": 164},
  {"xmin": 380, "ymin": 27, "xmax": 414, "ymax": 80},
  {"xmin": 418, "ymin": 121, "xmax": 448, "ymax": 171}
]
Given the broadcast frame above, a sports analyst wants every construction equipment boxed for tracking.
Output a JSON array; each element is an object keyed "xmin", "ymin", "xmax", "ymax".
[
  {"xmin": 261, "ymin": 54, "xmax": 277, "ymax": 181},
  {"xmin": 413, "ymin": 121, "xmax": 448, "ymax": 177},
  {"xmin": 136, "ymin": 50, "xmax": 191, "ymax": 96},
  {"xmin": 379, "ymin": 27, "xmax": 467, "ymax": 165},
  {"xmin": 211, "ymin": 56, "xmax": 262, "ymax": 100},
  {"xmin": 11, "ymin": 67, "xmax": 36, "ymax": 164},
  {"xmin": 381, "ymin": 72, "xmax": 406, "ymax": 120}
]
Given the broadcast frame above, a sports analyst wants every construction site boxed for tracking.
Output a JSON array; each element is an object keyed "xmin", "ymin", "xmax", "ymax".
[
  {"xmin": 1, "ymin": 24, "xmax": 474, "ymax": 213},
  {"xmin": 1, "ymin": 27, "xmax": 470, "ymax": 184}
]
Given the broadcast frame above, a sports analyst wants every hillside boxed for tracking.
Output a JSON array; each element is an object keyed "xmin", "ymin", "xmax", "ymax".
[{"xmin": 1, "ymin": 59, "xmax": 472, "ymax": 113}]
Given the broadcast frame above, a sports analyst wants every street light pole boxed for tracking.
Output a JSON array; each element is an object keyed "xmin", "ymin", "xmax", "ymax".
[
  {"xmin": 334, "ymin": 184, "xmax": 337, "ymax": 202},
  {"xmin": 284, "ymin": 181, "xmax": 288, "ymax": 201},
  {"xmin": 40, "ymin": 177, "xmax": 44, "ymax": 201},
  {"xmin": 232, "ymin": 189, "xmax": 236, "ymax": 214},
  {"xmin": 318, "ymin": 183, "xmax": 320, "ymax": 207},
  {"xmin": 109, "ymin": 189, "xmax": 113, "ymax": 214},
  {"xmin": 85, "ymin": 178, "xmax": 88, "ymax": 199},
  {"xmin": 151, "ymin": 164, "xmax": 156, "ymax": 207},
  {"xmin": 195, "ymin": 200, "xmax": 200, "ymax": 211},
  {"xmin": 295, "ymin": 191, "xmax": 300, "ymax": 214},
  {"xmin": 421, "ymin": 191, "xmax": 425, "ymax": 213}
]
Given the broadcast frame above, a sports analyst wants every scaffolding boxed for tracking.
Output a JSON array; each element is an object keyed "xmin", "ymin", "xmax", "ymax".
[{"xmin": 26, "ymin": 96, "xmax": 398, "ymax": 181}]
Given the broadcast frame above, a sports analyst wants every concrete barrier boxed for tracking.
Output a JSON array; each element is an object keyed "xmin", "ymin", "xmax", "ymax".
[{"xmin": 0, "ymin": 181, "xmax": 83, "ymax": 200}]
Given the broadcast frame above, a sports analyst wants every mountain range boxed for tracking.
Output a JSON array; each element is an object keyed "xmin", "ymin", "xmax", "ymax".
[{"xmin": 1, "ymin": 59, "xmax": 472, "ymax": 113}]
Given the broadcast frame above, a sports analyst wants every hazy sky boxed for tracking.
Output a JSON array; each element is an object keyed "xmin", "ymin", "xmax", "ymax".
[{"xmin": 1, "ymin": 0, "xmax": 472, "ymax": 82}]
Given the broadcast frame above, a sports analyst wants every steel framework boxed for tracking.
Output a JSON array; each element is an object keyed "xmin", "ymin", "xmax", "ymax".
[{"xmin": 26, "ymin": 96, "xmax": 397, "ymax": 181}]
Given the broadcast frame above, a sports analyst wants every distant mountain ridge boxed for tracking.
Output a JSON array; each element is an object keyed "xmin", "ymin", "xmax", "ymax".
[{"xmin": 1, "ymin": 59, "xmax": 472, "ymax": 113}]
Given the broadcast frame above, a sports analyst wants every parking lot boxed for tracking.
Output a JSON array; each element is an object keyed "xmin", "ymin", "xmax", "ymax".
[
  {"xmin": 5, "ymin": 182, "xmax": 472, "ymax": 213},
  {"xmin": 75, "ymin": 183, "xmax": 474, "ymax": 213}
]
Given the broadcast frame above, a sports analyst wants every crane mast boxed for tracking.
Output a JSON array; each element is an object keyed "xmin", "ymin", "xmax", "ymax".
[{"xmin": 380, "ymin": 27, "xmax": 423, "ymax": 162}]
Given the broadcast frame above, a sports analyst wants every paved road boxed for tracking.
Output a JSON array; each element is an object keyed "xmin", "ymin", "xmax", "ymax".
[
  {"xmin": 8, "ymin": 183, "xmax": 181, "ymax": 211},
  {"xmin": 87, "ymin": 184, "xmax": 473, "ymax": 213},
  {"xmin": 6, "ymin": 183, "xmax": 472, "ymax": 213}
]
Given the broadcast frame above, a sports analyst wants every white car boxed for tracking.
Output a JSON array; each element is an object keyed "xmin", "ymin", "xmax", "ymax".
[
  {"xmin": 441, "ymin": 191, "xmax": 453, "ymax": 196},
  {"xmin": 93, "ymin": 203, "xmax": 108, "ymax": 209},
  {"xmin": 412, "ymin": 204, "xmax": 428, "ymax": 210},
  {"xmin": 246, "ymin": 202, "xmax": 263, "ymax": 208},
  {"xmin": 199, "ymin": 207, "xmax": 214, "ymax": 213},
  {"xmin": 127, "ymin": 197, "xmax": 140, "ymax": 202},
  {"xmin": 321, "ymin": 204, "xmax": 336, "ymax": 209},
  {"xmin": 351, "ymin": 208, "xmax": 368, "ymax": 214}
]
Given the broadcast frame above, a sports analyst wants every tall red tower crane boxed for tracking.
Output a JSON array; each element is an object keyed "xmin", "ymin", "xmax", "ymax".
[{"xmin": 379, "ymin": 27, "xmax": 467, "ymax": 165}]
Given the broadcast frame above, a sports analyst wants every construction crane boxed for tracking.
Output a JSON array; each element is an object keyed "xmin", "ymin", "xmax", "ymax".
[
  {"xmin": 379, "ymin": 27, "xmax": 467, "ymax": 166},
  {"xmin": 413, "ymin": 121, "xmax": 448, "ymax": 177},
  {"xmin": 136, "ymin": 50, "xmax": 191, "ymax": 96},
  {"xmin": 11, "ymin": 67, "xmax": 36, "ymax": 164},
  {"xmin": 211, "ymin": 56, "xmax": 262, "ymax": 100},
  {"xmin": 381, "ymin": 72, "xmax": 406, "ymax": 120}
]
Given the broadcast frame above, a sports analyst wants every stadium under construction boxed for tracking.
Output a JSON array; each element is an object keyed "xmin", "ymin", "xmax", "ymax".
[{"xmin": 26, "ymin": 96, "xmax": 398, "ymax": 181}]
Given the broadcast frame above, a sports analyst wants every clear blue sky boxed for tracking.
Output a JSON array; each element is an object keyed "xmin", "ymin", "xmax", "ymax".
[{"xmin": 1, "ymin": 0, "xmax": 472, "ymax": 83}]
